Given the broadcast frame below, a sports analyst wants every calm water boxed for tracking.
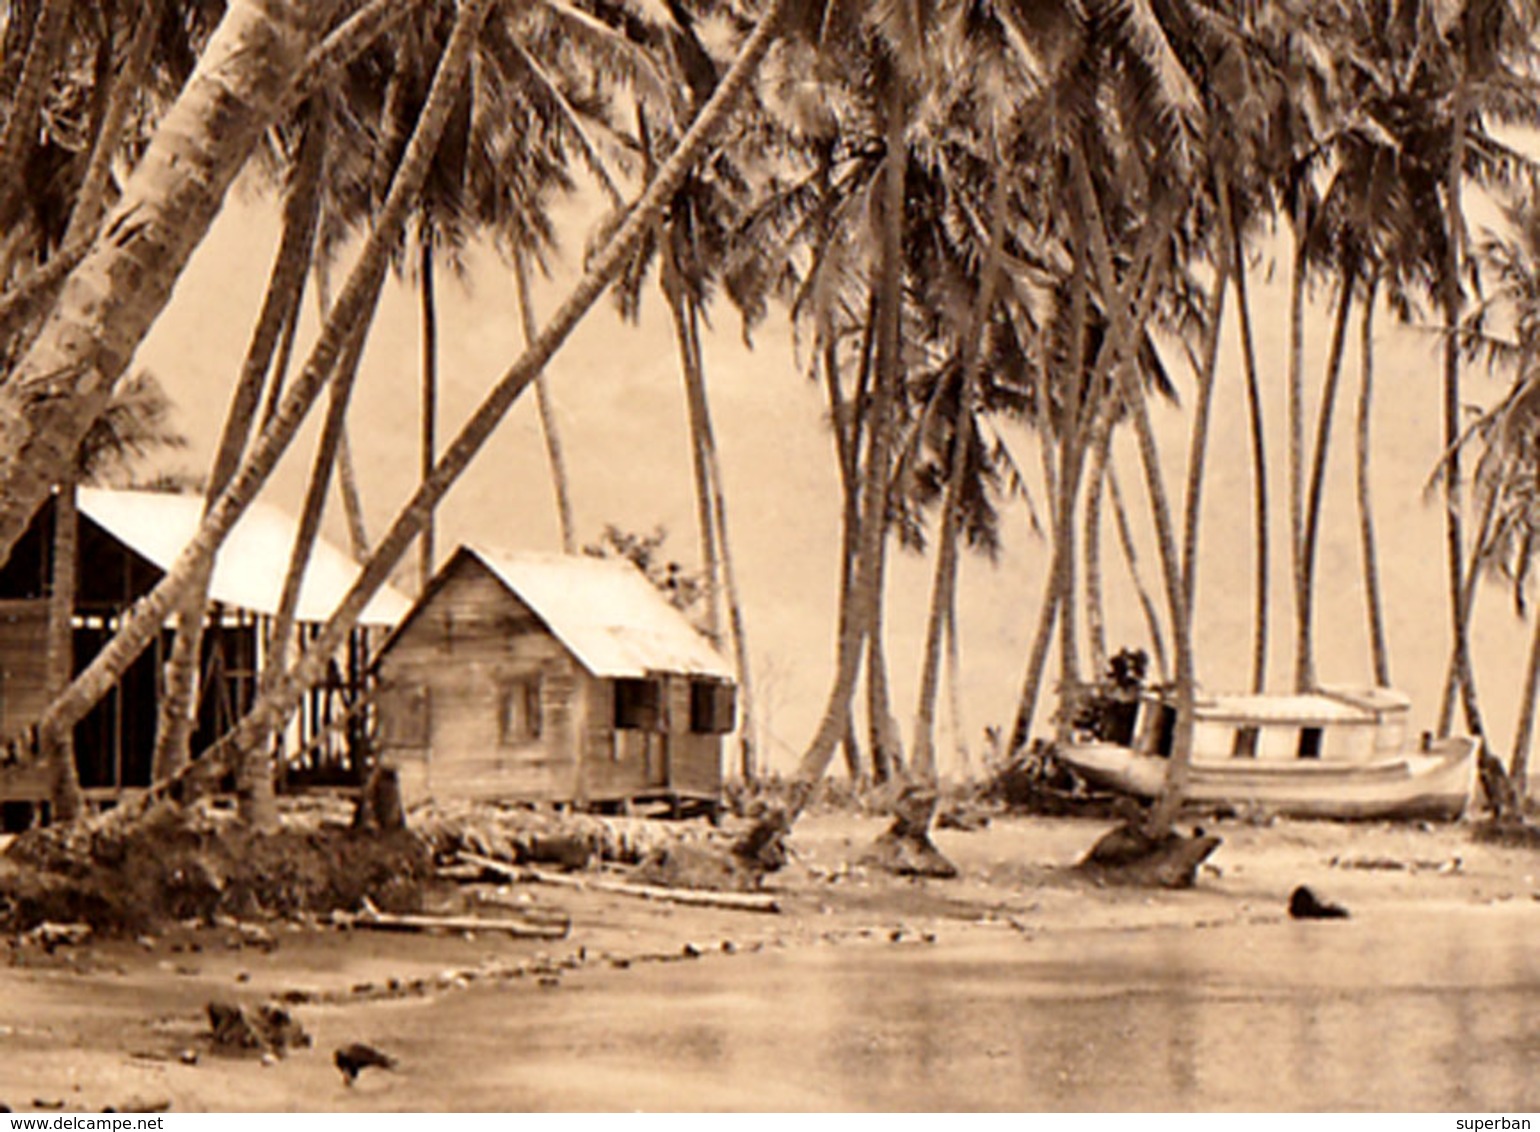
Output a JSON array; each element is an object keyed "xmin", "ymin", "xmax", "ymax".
[{"xmin": 389, "ymin": 903, "xmax": 1540, "ymax": 1111}]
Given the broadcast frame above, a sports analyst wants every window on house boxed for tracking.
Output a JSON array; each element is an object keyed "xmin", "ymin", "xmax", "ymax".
[
  {"xmin": 381, "ymin": 685, "xmax": 430, "ymax": 748},
  {"xmin": 1298, "ymin": 727, "xmax": 1323, "ymax": 760},
  {"xmin": 613, "ymin": 678, "xmax": 660, "ymax": 731},
  {"xmin": 1232, "ymin": 726, "xmax": 1259, "ymax": 759},
  {"xmin": 499, "ymin": 677, "xmax": 542, "ymax": 745},
  {"xmin": 690, "ymin": 680, "xmax": 737, "ymax": 734}
]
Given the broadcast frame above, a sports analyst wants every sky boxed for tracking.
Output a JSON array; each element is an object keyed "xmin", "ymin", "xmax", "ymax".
[{"xmin": 133, "ymin": 177, "xmax": 1540, "ymax": 781}]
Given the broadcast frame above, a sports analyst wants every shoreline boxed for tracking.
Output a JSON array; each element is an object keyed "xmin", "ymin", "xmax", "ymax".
[{"xmin": 3, "ymin": 811, "xmax": 1540, "ymax": 1111}]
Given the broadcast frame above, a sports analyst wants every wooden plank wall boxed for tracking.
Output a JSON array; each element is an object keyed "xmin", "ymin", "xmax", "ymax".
[
  {"xmin": 0, "ymin": 599, "xmax": 49, "ymax": 737},
  {"xmin": 378, "ymin": 559, "xmax": 579, "ymax": 806}
]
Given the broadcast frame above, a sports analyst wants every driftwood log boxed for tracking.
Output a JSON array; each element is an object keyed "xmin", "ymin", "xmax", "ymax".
[
  {"xmin": 460, "ymin": 852, "xmax": 781, "ymax": 913},
  {"xmin": 332, "ymin": 896, "xmax": 568, "ymax": 939}
]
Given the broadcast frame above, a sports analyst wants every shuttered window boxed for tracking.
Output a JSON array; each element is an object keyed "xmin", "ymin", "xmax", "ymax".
[
  {"xmin": 690, "ymin": 680, "xmax": 736, "ymax": 734},
  {"xmin": 613, "ymin": 678, "xmax": 660, "ymax": 731},
  {"xmin": 499, "ymin": 678, "xmax": 542, "ymax": 745}
]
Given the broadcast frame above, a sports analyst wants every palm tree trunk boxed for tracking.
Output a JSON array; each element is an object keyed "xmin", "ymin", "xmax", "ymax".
[
  {"xmin": 912, "ymin": 163, "xmax": 1008, "ymax": 779},
  {"xmin": 418, "ymin": 226, "xmax": 438, "ymax": 593},
  {"xmin": 1084, "ymin": 426, "xmax": 1110, "ymax": 678},
  {"xmin": 1441, "ymin": 84, "xmax": 1486, "ymax": 744},
  {"xmin": 1227, "ymin": 191, "xmax": 1269, "ymax": 693},
  {"xmin": 0, "ymin": 0, "xmax": 70, "ymax": 226},
  {"xmin": 1109, "ymin": 459, "xmax": 1170, "ymax": 682},
  {"xmin": 242, "ymin": 300, "xmax": 376, "ymax": 829},
  {"xmin": 140, "ymin": 0, "xmax": 794, "ymax": 800},
  {"xmin": 1509, "ymin": 606, "xmax": 1540, "ymax": 803},
  {"xmin": 151, "ymin": 102, "xmax": 325, "ymax": 782},
  {"xmin": 314, "ymin": 260, "xmax": 370, "ymax": 560},
  {"xmin": 1286, "ymin": 226, "xmax": 1309, "ymax": 686},
  {"xmin": 1356, "ymin": 273, "xmax": 1391, "ymax": 686},
  {"xmin": 513, "ymin": 244, "xmax": 576, "ymax": 553},
  {"xmin": 0, "ymin": 0, "xmax": 342, "ymax": 565},
  {"xmin": 1295, "ymin": 255, "xmax": 1358, "ymax": 691},
  {"xmin": 866, "ymin": 523, "xmax": 903, "ymax": 779},
  {"xmin": 943, "ymin": 580, "xmax": 969, "ymax": 778},
  {"xmin": 1437, "ymin": 488, "xmax": 1497, "ymax": 736},
  {"xmin": 788, "ymin": 61, "xmax": 905, "ymax": 812},
  {"xmin": 684, "ymin": 297, "xmax": 757, "ymax": 783},
  {"xmin": 40, "ymin": 0, "xmax": 495, "ymax": 743},
  {"xmin": 60, "ymin": 9, "xmax": 160, "ymax": 250},
  {"xmin": 1070, "ymin": 145, "xmax": 1193, "ymax": 830},
  {"xmin": 1179, "ymin": 255, "xmax": 1231, "ymax": 619},
  {"xmin": 667, "ymin": 283, "xmax": 724, "ymax": 639},
  {"xmin": 42, "ymin": 473, "xmax": 83, "ymax": 822}
]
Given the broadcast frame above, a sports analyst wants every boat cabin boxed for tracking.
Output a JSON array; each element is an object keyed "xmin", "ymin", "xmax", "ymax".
[
  {"xmin": 1118, "ymin": 686, "xmax": 1411, "ymax": 764},
  {"xmin": 373, "ymin": 547, "xmax": 735, "ymax": 812}
]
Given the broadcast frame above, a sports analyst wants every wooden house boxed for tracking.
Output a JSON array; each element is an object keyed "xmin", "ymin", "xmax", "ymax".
[
  {"xmin": 374, "ymin": 546, "xmax": 736, "ymax": 812},
  {"xmin": 0, "ymin": 487, "xmax": 410, "ymax": 819}
]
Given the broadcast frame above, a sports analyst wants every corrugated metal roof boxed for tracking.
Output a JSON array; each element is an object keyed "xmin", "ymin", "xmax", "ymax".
[
  {"xmin": 464, "ymin": 546, "xmax": 732, "ymax": 680},
  {"xmin": 77, "ymin": 488, "xmax": 411, "ymax": 626}
]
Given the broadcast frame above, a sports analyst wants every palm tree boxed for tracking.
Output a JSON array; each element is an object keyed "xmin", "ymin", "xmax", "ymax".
[
  {"xmin": 48, "ymin": 0, "xmax": 798, "ymax": 807},
  {"xmin": 0, "ymin": 0, "xmax": 399, "ymax": 564},
  {"xmin": 41, "ymin": 371, "xmax": 183, "ymax": 821}
]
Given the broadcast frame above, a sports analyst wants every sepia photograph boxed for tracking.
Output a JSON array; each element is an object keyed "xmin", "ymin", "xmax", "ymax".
[{"xmin": 1, "ymin": 0, "xmax": 1540, "ymax": 1114}]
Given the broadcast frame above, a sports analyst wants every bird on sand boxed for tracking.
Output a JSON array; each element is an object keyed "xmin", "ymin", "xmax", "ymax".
[
  {"xmin": 1289, "ymin": 885, "xmax": 1350, "ymax": 920},
  {"xmin": 334, "ymin": 1043, "xmax": 398, "ymax": 1085}
]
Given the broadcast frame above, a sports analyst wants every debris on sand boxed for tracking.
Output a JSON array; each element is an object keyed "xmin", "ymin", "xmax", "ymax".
[
  {"xmin": 414, "ymin": 801, "xmax": 708, "ymax": 870},
  {"xmin": 1077, "ymin": 821, "xmax": 1222, "ymax": 889},
  {"xmin": 206, "ymin": 1000, "xmax": 311, "ymax": 1057},
  {"xmin": 334, "ymin": 1043, "xmax": 397, "ymax": 1086},
  {"xmin": 1288, "ymin": 886, "xmax": 1350, "ymax": 919},
  {"xmin": 860, "ymin": 787, "xmax": 958, "ymax": 879},
  {"xmin": 0, "ymin": 800, "xmax": 431, "ymax": 935}
]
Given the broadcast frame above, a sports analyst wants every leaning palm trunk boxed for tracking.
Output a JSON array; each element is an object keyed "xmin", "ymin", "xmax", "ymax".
[
  {"xmin": 1509, "ymin": 606, "xmax": 1540, "ymax": 803},
  {"xmin": 1084, "ymin": 429, "xmax": 1110, "ymax": 677},
  {"xmin": 152, "ymin": 104, "xmax": 326, "ymax": 782},
  {"xmin": 242, "ymin": 303, "xmax": 377, "ymax": 828},
  {"xmin": 1437, "ymin": 490, "xmax": 1498, "ymax": 736},
  {"xmin": 37, "ymin": 0, "xmax": 494, "ymax": 745},
  {"xmin": 667, "ymin": 283, "xmax": 724, "ymax": 639},
  {"xmin": 0, "ymin": 0, "xmax": 342, "ymax": 565},
  {"xmin": 1440, "ymin": 85, "xmax": 1485, "ymax": 744},
  {"xmin": 1109, "ymin": 460, "xmax": 1170, "ymax": 682},
  {"xmin": 1178, "ymin": 255, "xmax": 1231, "ymax": 618},
  {"xmin": 1225, "ymin": 189, "xmax": 1269, "ymax": 694},
  {"xmin": 1356, "ymin": 274, "xmax": 1391, "ymax": 687},
  {"xmin": 0, "ymin": 0, "xmax": 71, "ymax": 226},
  {"xmin": 685, "ymin": 296, "xmax": 758, "ymax": 783},
  {"xmin": 316, "ymin": 261, "xmax": 371, "ymax": 560},
  {"xmin": 1295, "ymin": 256, "xmax": 1358, "ymax": 691},
  {"xmin": 513, "ymin": 245, "xmax": 576, "ymax": 553},
  {"xmin": 42, "ymin": 472, "xmax": 83, "ymax": 822},
  {"xmin": 418, "ymin": 229, "xmax": 439, "ymax": 592},
  {"xmin": 59, "ymin": 10, "xmax": 161, "ymax": 252},
  {"xmin": 1071, "ymin": 146, "xmax": 1194, "ymax": 830},
  {"xmin": 138, "ymin": 0, "xmax": 794, "ymax": 801}
]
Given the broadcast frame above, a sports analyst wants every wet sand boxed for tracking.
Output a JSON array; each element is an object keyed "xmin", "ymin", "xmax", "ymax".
[{"xmin": 3, "ymin": 813, "xmax": 1540, "ymax": 1111}]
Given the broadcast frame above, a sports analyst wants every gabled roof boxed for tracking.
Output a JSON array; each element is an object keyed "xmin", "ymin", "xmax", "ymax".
[
  {"xmin": 417, "ymin": 546, "xmax": 732, "ymax": 680},
  {"xmin": 77, "ymin": 488, "xmax": 411, "ymax": 626}
]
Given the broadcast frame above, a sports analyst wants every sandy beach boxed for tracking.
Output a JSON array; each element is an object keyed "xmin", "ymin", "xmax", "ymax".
[{"xmin": 3, "ymin": 811, "xmax": 1539, "ymax": 1112}]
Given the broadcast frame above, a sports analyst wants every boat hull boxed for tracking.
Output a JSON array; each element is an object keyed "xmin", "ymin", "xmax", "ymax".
[{"xmin": 1057, "ymin": 737, "xmax": 1479, "ymax": 821}]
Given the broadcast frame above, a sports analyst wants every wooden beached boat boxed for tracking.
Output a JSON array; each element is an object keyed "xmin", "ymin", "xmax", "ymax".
[{"xmin": 1057, "ymin": 686, "xmax": 1478, "ymax": 821}]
